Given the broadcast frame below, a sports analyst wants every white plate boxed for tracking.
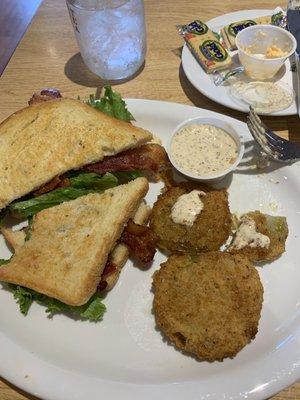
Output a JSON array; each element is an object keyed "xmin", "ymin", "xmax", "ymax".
[
  {"xmin": 181, "ymin": 10, "xmax": 298, "ymax": 116},
  {"xmin": 1, "ymin": 99, "xmax": 300, "ymax": 400}
]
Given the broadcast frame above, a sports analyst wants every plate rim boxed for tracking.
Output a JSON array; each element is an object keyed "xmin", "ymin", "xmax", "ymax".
[
  {"xmin": 0, "ymin": 98, "xmax": 299, "ymax": 400},
  {"xmin": 181, "ymin": 9, "xmax": 297, "ymax": 116}
]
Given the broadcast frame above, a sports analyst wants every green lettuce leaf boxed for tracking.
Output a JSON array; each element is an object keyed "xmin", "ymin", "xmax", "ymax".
[
  {"xmin": 0, "ymin": 209, "xmax": 8, "ymax": 227},
  {"xmin": 9, "ymin": 171, "xmax": 141, "ymax": 218},
  {"xmin": 12, "ymin": 286, "xmax": 36, "ymax": 315},
  {"xmin": 112, "ymin": 170, "xmax": 141, "ymax": 184},
  {"xmin": 0, "ymin": 259, "xmax": 10, "ymax": 266},
  {"xmin": 9, "ymin": 172, "xmax": 118, "ymax": 218},
  {"xmin": 10, "ymin": 285, "xmax": 106, "ymax": 321},
  {"xmin": 9, "ymin": 187, "xmax": 96, "ymax": 218},
  {"xmin": 69, "ymin": 171, "xmax": 118, "ymax": 190},
  {"xmin": 87, "ymin": 86, "xmax": 134, "ymax": 122}
]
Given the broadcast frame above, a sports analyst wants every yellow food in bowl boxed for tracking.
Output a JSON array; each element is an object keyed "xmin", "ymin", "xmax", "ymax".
[{"xmin": 265, "ymin": 44, "xmax": 287, "ymax": 59}]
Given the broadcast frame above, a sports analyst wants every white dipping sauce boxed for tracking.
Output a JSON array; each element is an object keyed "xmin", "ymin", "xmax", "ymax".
[
  {"xmin": 171, "ymin": 190, "xmax": 206, "ymax": 227},
  {"xmin": 231, "ymin": 215, "xmax": 270, "ymax": 250},
  {"xmin": 171, "ymin": 124, "xmax": 238, "ymax": 176}
]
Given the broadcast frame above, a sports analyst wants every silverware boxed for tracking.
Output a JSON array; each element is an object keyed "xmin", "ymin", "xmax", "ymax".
[
  {"xmin": 287, "ymin": 0, "xmax": 300, "ymax": 117},
  {"xmin": 212, "ymin": 66, "xmax": 244, "ymax": 86},
  {"xmin": 247, "ymin": 106, "xmax": 300, "ymax": 162}
]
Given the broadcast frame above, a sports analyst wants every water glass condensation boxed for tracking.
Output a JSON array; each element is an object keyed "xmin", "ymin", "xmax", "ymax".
[{"xmin": 66, "ymin": 0, "xmax": 147, "ymax": 81}]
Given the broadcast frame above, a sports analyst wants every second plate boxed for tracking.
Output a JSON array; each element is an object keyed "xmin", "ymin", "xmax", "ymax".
[{"xmin": 181, "ymin": 9, "xmax": 298, "ymax": 116}]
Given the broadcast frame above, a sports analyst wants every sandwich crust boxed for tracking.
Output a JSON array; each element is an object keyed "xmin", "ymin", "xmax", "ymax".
[
  {"xmin": 0, "ymin": 178, "xmax": 149, "ymax": 305},
  {"xmin": 0, "ymin": 99, "xmax": 152, "ymax": 210}
]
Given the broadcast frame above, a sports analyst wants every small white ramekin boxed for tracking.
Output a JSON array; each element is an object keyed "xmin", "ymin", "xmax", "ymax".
[
  {"xmin": 236, "ymin": 25, "xmax": 297, "ymax": 80},
  {"xmin": 167, "ymin": 116, "xmax": 244, "ymax": 183}
]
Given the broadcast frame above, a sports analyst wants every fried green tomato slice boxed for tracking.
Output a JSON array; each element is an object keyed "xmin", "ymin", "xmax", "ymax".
[
  {"xmin": 153, "ymin": 252, "xmax": 263, "ymax": 361},
  {"xmin": 228, "ymin": 211, "xmax": 288, "ymax": 262},
  {"xmin": 149, "ymin": 185, "xmax": 232, "ymax": 253}
]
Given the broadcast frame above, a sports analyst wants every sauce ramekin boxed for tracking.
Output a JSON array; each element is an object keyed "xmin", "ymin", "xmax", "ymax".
[{"xmin": 168, "ymin": 116, "xmax": 244, "ymax": 183}]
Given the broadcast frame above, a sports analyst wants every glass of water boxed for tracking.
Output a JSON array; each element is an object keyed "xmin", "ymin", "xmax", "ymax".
[{"xmin": 66, "ymin": 0, "xmax": 147, "ymax": 81}]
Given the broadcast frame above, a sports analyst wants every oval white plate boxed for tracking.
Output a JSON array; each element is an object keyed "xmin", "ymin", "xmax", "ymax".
[
  {"xmin": 0, "ymin": 99, "xmax": 300, "ymax": 400},
  {"xmin": 181, "ymin": 10, "xmax": 298, "ymax": 116}
]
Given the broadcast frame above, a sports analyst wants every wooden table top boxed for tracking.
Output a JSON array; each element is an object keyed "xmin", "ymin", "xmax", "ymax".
[{"xmin": 0, "ymin": 0, "xmax": 299, "ymax": 399}]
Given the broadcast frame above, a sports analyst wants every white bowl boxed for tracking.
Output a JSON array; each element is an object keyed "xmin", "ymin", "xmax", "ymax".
[
  {"xmin": 168, "ymin": 116, "xmax": 244, "ymax": 183},
  {"xmin": 236, "ymin": 25, "xmax": 297, "ymax": 80}
]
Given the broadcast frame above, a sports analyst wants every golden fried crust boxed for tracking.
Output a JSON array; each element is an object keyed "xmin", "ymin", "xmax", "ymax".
[
  {"xmin": 0, "ymin": 178, "xmax": 149, "ymax": 306},
  {"xmin": 153, "ymin": 252, "xmax": 263, "ymax": 361},
  {"xmin": 0, "ymin": 98, "xmax": 152, "ymax": 210},
  {"xmin": 228, "ymin": 211, "xmax": 288, "ymax": 262},
  {"xmin": 150, "ymin": 185, "xmax": 232, "ymax": 253}
]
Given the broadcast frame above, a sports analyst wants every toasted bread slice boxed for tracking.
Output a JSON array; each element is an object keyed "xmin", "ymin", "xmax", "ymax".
[
  {"xmin": 1, "ymin": 227, "xmax": 26, "ymax": 252},
  {"xmin": 1, "ymin": 201, "xmax": 151, "ymax": 291},
  {"xmin": 0, "ymin": 99, "xmax": 152, "ymax": 210},
  {"xmin": 0, "ymin": 178, "xmax": 149, "ymax": 305}
]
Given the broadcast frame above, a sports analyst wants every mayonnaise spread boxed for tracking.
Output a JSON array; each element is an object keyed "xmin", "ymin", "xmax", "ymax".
[
  {"xmin": 231, "ymin": 81, "xmax": 294, "ymax": 114},
  {"xmin": 171, "ymin": 124, "xmax": 238, "ymax": 176},
  {"xmin": 171, "ymin": 190, "xmax": 206, "ymax": 227},
  {"xmin": 231, "ymin": 215, "xmax": 270, "ymax": 250}
]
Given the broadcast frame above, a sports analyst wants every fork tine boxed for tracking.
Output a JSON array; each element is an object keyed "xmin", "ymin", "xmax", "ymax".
[
  {"xmin": 249, "ymin": 116, "xmax": 285, "ymax": 153},
  {"xmin": 248, "ymin": 107, "xmax": 300, "ymax": 163},
  {"xmin": 246, "ymin": 118, "xmax": 274, "ymax": 156},
  {"xmin": 246, "ymin": 117, "xmax": 280, "ymax": 159},
  {"xmin": 247, "ymin": 117, "xmax": 294, "ymax": 162},
  {"xmin": 249, "ymin": 107, "xmax": 287, "ymax": 146},
  {"xmin": 248, "ymin": 109, "xmax": 285, "ymax": 153}
]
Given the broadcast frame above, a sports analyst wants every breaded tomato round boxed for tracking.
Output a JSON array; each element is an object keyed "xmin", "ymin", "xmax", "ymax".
[
  {"xmin": 153, "ymin": 252, "xmax": 263, "ymax": 361},
  {"xmin": 150, "ymin": 185, "xmax": 232, "ymax": 253},
  {"xmin": 228, "ymin": 211, "xmax": 288, "ymax": 262}
]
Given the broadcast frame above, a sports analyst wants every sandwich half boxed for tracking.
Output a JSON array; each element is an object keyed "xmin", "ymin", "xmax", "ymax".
[
  {"xmin": 0, "ymin": 98, "xmax": 152, "ymax": 211},
  {"xmin": 0, "ymin": 178, "xmax": 149, "ymax": 306}
]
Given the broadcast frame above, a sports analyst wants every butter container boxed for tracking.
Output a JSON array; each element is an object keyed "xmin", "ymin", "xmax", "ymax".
[{"xmin": 177, "ymin": 19, "xmax": 232, "ymax": 73}]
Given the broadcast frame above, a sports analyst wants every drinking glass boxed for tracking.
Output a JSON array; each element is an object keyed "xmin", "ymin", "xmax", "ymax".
[{"xmin": 66, "ymin": 0, "xmax": 147, "ymax": 81}]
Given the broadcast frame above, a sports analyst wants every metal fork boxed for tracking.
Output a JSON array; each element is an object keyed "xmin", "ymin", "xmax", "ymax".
[{"xmin": 247, "ymin": 107, "xmax": 300, "ymax": 163}]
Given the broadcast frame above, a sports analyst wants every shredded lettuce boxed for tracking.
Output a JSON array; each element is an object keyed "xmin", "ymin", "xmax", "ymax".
[
  {"xmin": 87, "ymin": 85, "xmax": 134, "ymax": 122},
  {"xmin": 10, "ymin": 285, "xmax": 106, "ymax": 321}
]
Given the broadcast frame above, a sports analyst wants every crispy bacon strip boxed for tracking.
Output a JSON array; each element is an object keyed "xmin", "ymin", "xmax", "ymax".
[
  {"xmin": 120, "ymin": 219, "xmax": 157, "ymax": 264},
  {"xmin": 28, "ymin": 88, "xmax": 62, "ymax": 105},
  {"xmin": 33, "ymin": 175, "xmax": 69, "ymax": 196},
  {"xmin": 97, "ymin": 222, "xmax": 157, "ymax": 291},
  {"xmin": 84, "ymin": 144, "xmax": 170, "ymax": 174},
  {"xmin": 97, "ymin": 260, "xmax": 117, "ymax": 291}
]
